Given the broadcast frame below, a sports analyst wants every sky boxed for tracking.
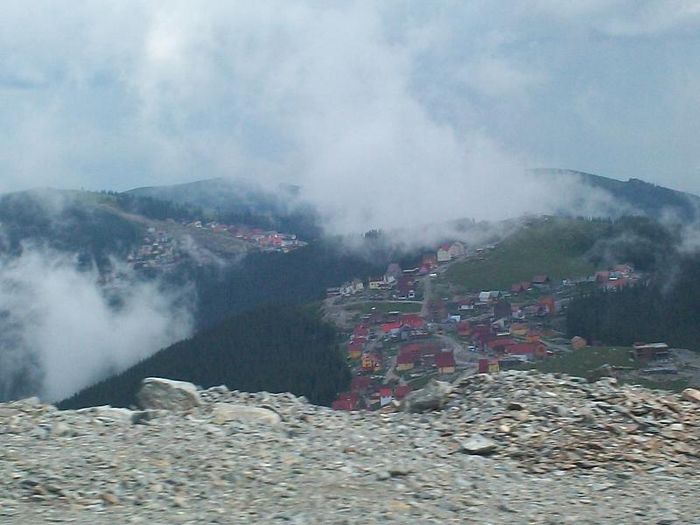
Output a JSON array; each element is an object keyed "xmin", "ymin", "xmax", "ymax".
[{"xmin": 2, "ymin": 1, "xmax": 700, "ymax": 227}]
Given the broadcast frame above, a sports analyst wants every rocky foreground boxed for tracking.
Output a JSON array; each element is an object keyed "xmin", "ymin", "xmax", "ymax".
[{"xmin": 1, "ymin": 372, "xmax": 699, "ymax": 525}]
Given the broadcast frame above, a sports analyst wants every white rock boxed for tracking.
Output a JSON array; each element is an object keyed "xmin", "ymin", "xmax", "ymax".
[
  {"xmin": 210, "ymin": 403, "xmax": 281, "ymax": 426},
  {"xmin": 76, "ymin": 406, "xmax": 134, "ymax": 423},
  {"xmin": 681, "ymin": 388, "xmax": 700, "ymax": 404}
]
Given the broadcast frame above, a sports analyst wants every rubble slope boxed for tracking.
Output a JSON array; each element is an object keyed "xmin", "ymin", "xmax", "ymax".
[{"xmin": 1, "ymin": 371, "xmax": 699, "ymax": 524}]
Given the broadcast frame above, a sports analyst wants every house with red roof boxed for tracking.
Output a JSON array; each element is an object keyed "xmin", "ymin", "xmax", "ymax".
[
  {"xmin": 505, "ymin": 342, "xmax": 547, "ymax": 360},
  {"xmin": 400, "ymin": 314, "xmax": 426, "ymax": 330},
  {"xmin": 457, "ymin": 320, "xmax": 471, "ymax": 338},
  {"xmin": 486, "ymin": 338, "xmax": 517, "ymax": 353},
  {"xmin": 332, "ymin": 392, "xmax": 360, "ymax": 411},
  {"xmin": 478, "ymin": 358, "xmax": 501, "ymax": 374},
  {"xmin": 394, "ymin": 385, "xmax": 411, "ymax": 400},
  {"xmin": 436, "ymin": 351, "xmax": 456, "ymax": 374},
  {"xmin": 379, "ymin": 387, "xmax": 393, "ymax": 407},
  {"xmin": 396, "ymin": 352, "xmax": 415, "ymax": 371},
  {"xmin": 604, "ymin": 278, "xmax": 629, "ymax": 291},
  {"xmin": 381, "ymin": 321, "xmax": 402, "ymax": 335}
]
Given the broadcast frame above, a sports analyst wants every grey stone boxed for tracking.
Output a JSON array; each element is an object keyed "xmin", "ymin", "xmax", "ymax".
[
  {"xmin": 460, "ymin": 434, "xmax": 498, "ymax": 456},
  {"xmin": 136, "ymin": 378, "xmax": 201, "ymax": 411},
  {"xmin": 401, "ymin": 380, "xmax": 453, "ymax": 413}
]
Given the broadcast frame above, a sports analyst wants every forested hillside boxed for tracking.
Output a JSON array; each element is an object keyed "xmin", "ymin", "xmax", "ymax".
[
  {"xmin": 0, "ymin": 189, "xmax": 143, "ymax": 268},
  {"xmin": 567, "ymin": 253, "xmax": 700, "ymax": 349},
  {"xmin": 58, "ymin": 305, "xmax": 350, "ymax": 409},
  {"xmin": 534, "ymin": 168, "xmax": 700, "ymax": 221}
]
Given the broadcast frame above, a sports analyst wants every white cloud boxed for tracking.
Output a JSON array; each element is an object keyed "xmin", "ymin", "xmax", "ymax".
[
  {"xmin": 0, "ymin": 246, "xmax": 194, "ymax": 402},
  {"xmin": 1, "ymin": 1, "xmax": 700, "ymax": 221}
]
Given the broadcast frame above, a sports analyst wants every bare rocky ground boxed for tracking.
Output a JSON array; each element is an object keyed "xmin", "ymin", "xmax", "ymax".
[{"xmin": 1, "ymin": 371, "xmax": 699, "ymax": 525}]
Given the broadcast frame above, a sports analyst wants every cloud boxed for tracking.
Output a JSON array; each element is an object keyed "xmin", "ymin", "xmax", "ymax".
[
  {"xmin": 1, "ymin": 1, "xmax": 700, "ymax": 228},
  {"xmin": 0, "ymin": 245, "xmax": 194, "ymax": 402}
]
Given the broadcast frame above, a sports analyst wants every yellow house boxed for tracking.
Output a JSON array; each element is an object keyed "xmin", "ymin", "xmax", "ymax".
[{"xmin": 361, "ymin": 353, "xmax": 382, "ymax": 372}]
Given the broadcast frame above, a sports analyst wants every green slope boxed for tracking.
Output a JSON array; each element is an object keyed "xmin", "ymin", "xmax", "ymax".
[{"xmin": 444, "ymin": 217, "xmax": 606, "ymax": 291}]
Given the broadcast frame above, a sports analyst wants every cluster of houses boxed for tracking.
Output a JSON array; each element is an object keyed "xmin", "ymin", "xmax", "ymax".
[
  {"xmin": 186, "ymin": 220, "xmax": 307, "ymax": 253},
  {"xmin": 332, "ymin": 378, "xmax": 411, "ymax": 411},
  {"xmin": 127, "ymin": 227, "xmax": 182, "ymax": 270},
  {"xmin": 595, "ymin": 264, "xmax": 641, "ymax": 290},
  {"xmin": 328, "ymin": 262, "xmax": 419, "ymax": 300},
  {"xmin": 328, "ymin": 241, "xmax": 470, "ymax": 301},
  {"xmin": 334, "ymin": 311, "xmax": 462, "ymax": 411},
  {"xmin": 396, "ymin": 342, "xmax": 457, "ymax": 374},
  {"xmin": 329, "ymin": 248, "xmax": 648, "ymax": 410}
]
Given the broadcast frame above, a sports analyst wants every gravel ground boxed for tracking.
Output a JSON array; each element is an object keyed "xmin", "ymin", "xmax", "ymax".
[{"xmin": 1, "ymin": 371, "xmax": 699, "ymax": 524}]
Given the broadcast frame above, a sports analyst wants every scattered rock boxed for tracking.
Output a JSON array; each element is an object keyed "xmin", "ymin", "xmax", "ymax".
[
  {"xmin": 400, "ymin": 380, "xmax": 453, "ymax": 412},
  {"xmin": 77, "ymin": 405, "xmax": 134, "ymax": 423},
  {"xmin": 210, "ymin": 403, "xmax": 281, "ymax": 426},
  {"xmin": 100, "ymin": 492, "xmax": 119, "ymax": 505},
  {"xmin": 136, "ymin": 378, "xmax": 201, "ymax": 411},
  {"xmin": 460, "ymin": 434, "xmax": 498, "ymax": 455},
  {"xmin": 1, "ymin": 372, "xmax": 699, "ymax": 524}
]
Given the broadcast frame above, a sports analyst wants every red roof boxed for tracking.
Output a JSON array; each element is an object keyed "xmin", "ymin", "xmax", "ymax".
[
  {"xmin": 381, "ymin": 321, "xmax": 402, "ymax": 333},
  {"xmin": 400, "ymin": 314, "xmax": 426, "ymax": 329},
  {"xmin": 507, "ymin": 343, "xmax": 543, "ymax": 355},
  {"xmin": 400, "ymin": 342, "xmax": 441, "ymax": 357},
  {"xmin": 435, "ymin": 352, "xmax": 456, "ymax": 368},
  {"xmin": 379, "ymin": 387, "xmax": 392, "ymax": 397},
  {"xmin": 397, "ymin": 353, "xmax": 416, "ymax": 365},
  {"xmin": 439, "ymin": 243, "xmax": 451, "ymax": 251},
  {"xmin": 332, "ymin": 392, "xmax": 359, "ymax": 411},
  {"xmin": 607, "ymin": 278, "xmax": 628, "ymax": 288},
  {"xmin": 394, "ymin": 385, "xmax": 410, "ymax": 400},
  {"xmin": 488, "ymin": 338, "xmax": 517, "ymax": 349}
]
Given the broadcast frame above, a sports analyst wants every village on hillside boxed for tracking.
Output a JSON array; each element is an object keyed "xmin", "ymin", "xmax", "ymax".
[
  {"xmin": 323, "ymin": 240, "xmax": 690, "ymax": 411},
  {"xmin": 126, "ymin": 221, "xmax": 307, "ymax": 271}
]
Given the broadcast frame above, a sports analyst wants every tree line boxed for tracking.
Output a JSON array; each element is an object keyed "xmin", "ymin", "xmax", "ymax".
[{"xmin": 58, "ymin": 304, "xmax": 351, "ymax": 409}]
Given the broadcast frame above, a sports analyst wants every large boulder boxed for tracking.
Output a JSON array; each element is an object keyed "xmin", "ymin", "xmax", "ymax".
[
  {"xmin": 681, "ymin": 388, "xmax": 700, "ymax": 404},
  {"xmin": 136, "ymin": 378, "xmax": 201, "ymax": 411},
  {"xmin": 400, "ymin": 379, "xmax": 453, "ymax": 413}
]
